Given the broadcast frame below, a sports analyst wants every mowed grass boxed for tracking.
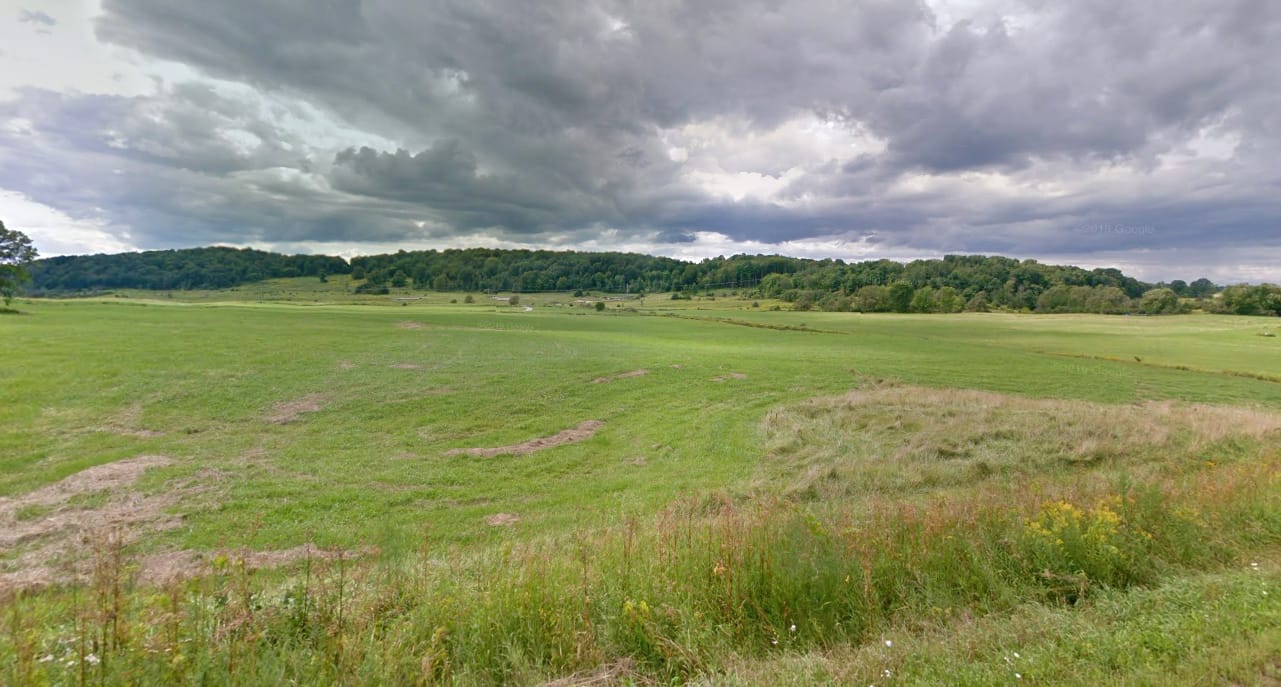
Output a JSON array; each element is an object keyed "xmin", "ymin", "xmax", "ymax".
[{"xmin": 3, "ymin": 293, "xmax": 1281, "ymax": 684}]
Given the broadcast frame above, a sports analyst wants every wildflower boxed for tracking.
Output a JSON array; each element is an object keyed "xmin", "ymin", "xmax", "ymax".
[
  {"xmin": 38, "ymin": 654, "xmax": 54, "ymax": 663},
  {"xmin": 85, "ymin": 653, "xmax": 100, "ymax": 665},
  {"xmin": 1014, "ymin": 652, "xmax": 1020, "ymax": 659},
  {"xmin": 1016, "ymin": 673, "xmax": 1022, "ymax": 679},
  {"xmin": 883, "ymin": 669, "xmax": 892, "ymax": 678},
  {"xmin": 790, "ymin": 624, "xmax": 797, "ymax": 633},
  {"xmin": 884, "ymin": 639, "xmax": 893, "ymax": 648}
]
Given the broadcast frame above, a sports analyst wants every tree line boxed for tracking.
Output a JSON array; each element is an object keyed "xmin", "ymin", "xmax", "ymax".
[
  {"xmin": 26, "ymin": 244, "xmax": 1279, "ymax": 316},
  {"xmin": 29, "ymin": 246, "xmax": 350, "ymax": 292}
]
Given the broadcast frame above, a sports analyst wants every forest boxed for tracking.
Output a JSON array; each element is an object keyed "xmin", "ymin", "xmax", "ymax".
[
  {"xmin": 26, "ymin": 245, "xmax": 1278, "ymax": 315},
  {"xmin": 28, "ymin": 246, "xmax": 350, "ymax": 292}
]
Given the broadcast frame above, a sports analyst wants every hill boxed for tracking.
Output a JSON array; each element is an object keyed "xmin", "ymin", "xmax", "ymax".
[
  {"xmin": 28, "ymin": 246, "xmax": 350, "ymax": 292},
  {"xmin": 29, "ymin": 245, "xmax": 1229, "ymax": 314}
]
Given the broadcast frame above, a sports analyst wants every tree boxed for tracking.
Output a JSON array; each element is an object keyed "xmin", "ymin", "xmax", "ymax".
[
  {"xmin": 910, "ymin": 286, "xmax": 937, "ymax": 313},
  {"xmin": 936, "ymin": 285, "xmax": 962, "ymax": 313},
  {"xmin": 854, "ymin": 285, "xmax": 886, "ymax": 312},
  {"xmin": 886, "ymin": 280, "xmax": 914, "ymax": 313},
  {"xmin": 964, "ymin": 291, "xmax": 990, "ymax": 312},
  {"xmin": 0, "ymin": 221, "xmax": 38, "ymax": 307},
  {"xmin": 1084, "ymin": 286, "xmax": 1131, "ymax": 314},
  {"xmin": 1187, "ymin": 278, "xmax": 1218, "ymax": 299},
  {"xmin": 1220, "ymin": 284, "xmax": 1281, "ymax": 316},
  {"xmin": 1139, "ymin": 288, "xmax": 1182, "ymax": 315}
]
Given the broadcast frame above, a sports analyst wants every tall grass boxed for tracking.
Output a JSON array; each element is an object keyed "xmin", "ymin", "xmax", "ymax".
[{"xmin": 5, "ymin": 450, "xmax": 1280, "ymax": 685}]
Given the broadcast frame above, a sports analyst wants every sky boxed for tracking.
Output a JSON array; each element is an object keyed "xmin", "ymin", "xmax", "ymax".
[{"xmin": 1, "ymin": 0, "xmax": 1278, "ymax": 282}]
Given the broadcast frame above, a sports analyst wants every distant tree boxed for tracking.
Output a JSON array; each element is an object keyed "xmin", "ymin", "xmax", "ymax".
[
  {"xmin": 1220, "ymin": 284, "xmax": 1281, "ymax": 316},
  {"xmin": 1140, "ymin": 288, "xmax": 1183, "ymax": 315},
  {"xmin": 1187, "ymin": 278, "xmax": 1218, "ymax": 299},
  {"xmin": 0, "ymin": 221, "xmax": 38, "ymax": 306},
  {"xmin": 1084, "ymin": 286, "xmax": 1131, "ymax": 314},
  {"xmin": 1035, "ymin": 285, "xmax": 1081, "ymax": 313},
  {"xmin": 594, "ymin": 300, "xmax": 605, "ymax": 312},
  {"xmin": 463, "ymin": 294, "xmax": 475, "ymax": 304},
  {"xmin": 758, "ymin": 273, "xmax": 794, "ymax": 298},
  {"xmin": 910, "ymin": 286, "xmax": 937, "ymax": 313},
  {"xmin": 936, "ymin": 285, "xmax": 962, "ymax": 313},
  {"xmin": 854, "ymin": 285, "xmax": 886, "ymax": 312},
  {"xmin": 509, "ymin": 294, "xmax": 520, "ymax": 306},
  {"xmin": 964, "ymin": 291, "xmax": 990, "ymax": 312},
  {"xmin": 792, "ymin": 292, "xmax": 815, "ymax": 311},
  {"xmin": 886, "ymin": 281, "xmax": 914, "ymax": 313},
  {"xmin": 818, "ymin": 291, "xmax": 852, "ymax": 311}
]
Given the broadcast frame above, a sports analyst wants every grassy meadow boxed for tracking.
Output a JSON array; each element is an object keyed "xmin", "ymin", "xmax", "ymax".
[{"xmin": 2, "ymin": 285, "xmax": 1281, "ymax": 685}]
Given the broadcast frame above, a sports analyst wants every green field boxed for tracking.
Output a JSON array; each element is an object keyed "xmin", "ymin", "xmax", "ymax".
[{"xmin": 3, "ymin": 289, "xmax": 1281, "ymax": 685}]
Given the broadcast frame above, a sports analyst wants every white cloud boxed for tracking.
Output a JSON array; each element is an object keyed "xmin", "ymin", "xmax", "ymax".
[{"xmin": 0, "ymin": 189, "xmax": 137, "ymax": 256}]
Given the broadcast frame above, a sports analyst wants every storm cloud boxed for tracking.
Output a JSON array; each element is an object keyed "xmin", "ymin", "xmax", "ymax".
[{"xmin": 1, "ymin": 0, "xmax": 1278, "ymax": 280}]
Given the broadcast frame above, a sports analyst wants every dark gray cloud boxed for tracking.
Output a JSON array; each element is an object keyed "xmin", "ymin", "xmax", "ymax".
[{"xmin": 0, "ymin": 0, "xmax": 1277, "ymax": 279}]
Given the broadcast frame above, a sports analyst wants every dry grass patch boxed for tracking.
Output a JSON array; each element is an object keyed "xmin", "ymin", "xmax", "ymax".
[
  {"xmin": 99, "ymin": 403, "xmax": 164, "ymax": 438},
  {"xmin": 485, "ymin": 513, "xmax": 521, "ymax": 527},
  {"xmin": 712, "ymin": 372, "xmax": 748, "ymax": 382},
  {"xmin": 760, "ymin": 383, "xmax": 1281, "ymax": 501},
  {"xmin": 591, "ymin": 369, "xmax": 648, "ymax": 383},
  {"xmin": 266, "ymin": 393, "xmax": 327, "ymax": 424},
  {"xmin": 445, "ymin": 420, "xmax": 604, "ymax": 457},
  {"xmin": 0, "ymin": 456, "xmax": 190, "ymax": 594},
  {"xmin": 138, "ymin": 544, "xmax": 367, "ymax": 586},
  {"xmin": 542, "ymin": 658, "xmax": 641, "ymax": 686}
]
